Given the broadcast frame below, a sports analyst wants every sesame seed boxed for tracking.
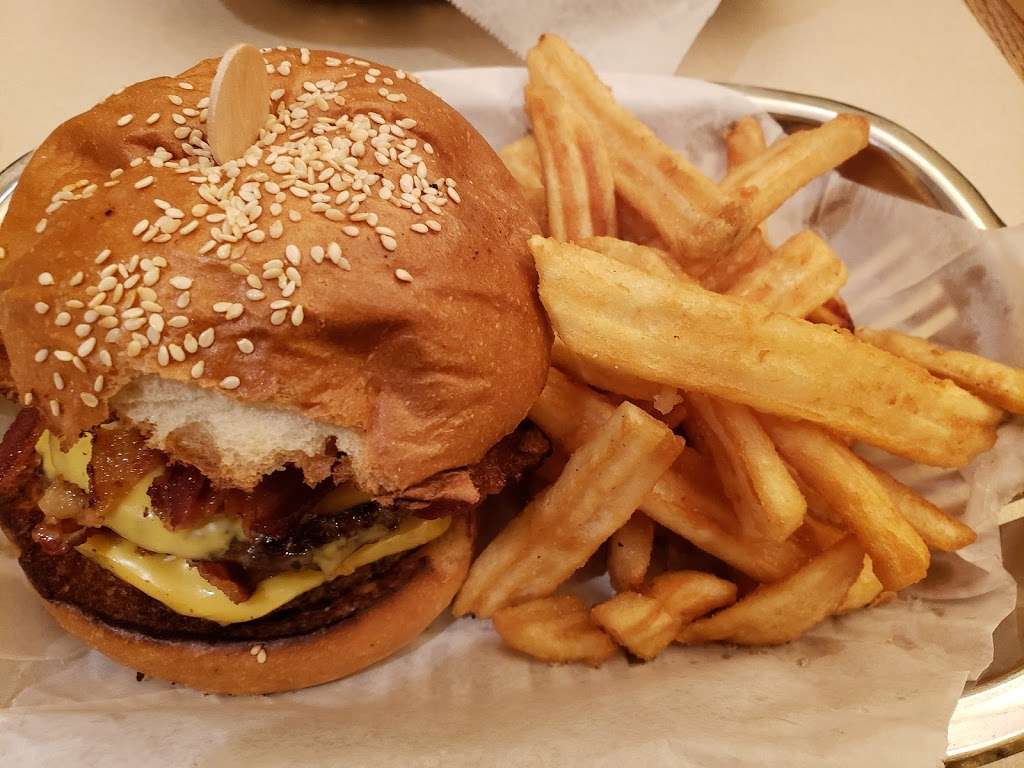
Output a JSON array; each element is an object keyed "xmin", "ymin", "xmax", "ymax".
[
  {"xmin": 133, "ymin": 220, "xmax": 149, "ymax": 236},
  {"xmin": 256, "ymin": 648, "xmax": 267, "ymax": 664},
  {"xmin": 270, "ymin": 299, "xmax": 291, "ymax": 310},
  {"xmin": 94, "ymin": 375, "xmax": 104, "ymax": 392},
  {"xmin": 147, "ymin": 326, "xmax": 161, "ymax": 345},
  {"xmin": 285, "ymin": 244, "xmax": 301, "ymax": 265},
  {"xmin": 74, "ymin": 324, "xmax": 91, "ymax": 339},
  {"xmin": 34, "ymin": 302, "xmax": 49, "ymax": 315},
  {"xmin": 184, "ymin": 334, "xmax": 198, "ymax": 354},
  {"xmin": 52, "ymin": 372, "xmax": 65, "ymax": 391},
  {"xmin": 117, "ymin": 114, "xmax": 134, "ymax": 127},
  {"xmin": 126, "ymin": 340, "xmax": 142, "ymax": 357},
  {"xmin": 34, "ymin": 349, "xmax": 49, "ymax": 363},
  {"xmin": 168, "ymin": 315, "xmax": 189, "ymax": 328},
  {"xmin": 54, "ymin": 312, "xmax": 71, "ymax": 326},
  {"xmin": 189, "ymin": 360, "xmax": 204, "ymax": 379},
  {"xmin": 170, "ymin": 276, "xmax": 193, "ymax": 290},
  {"xmin": 80, "ymin": 393, "xmax": 99, "ymax": 408},
  {"xmin": 291, "ymin": 305, "xmax": 304, "ymax": 326},
  {"xmin": 213, "ymin": 301, "xmax": 231, "ymax": 313},
  {"xmin": 342, "ymin": 225, "xmax": 359, "ymax": 237},
  {"xmin": 245, "ymin": 289, "xmax": 265, "ymax": 301},
  {"xmin": 425, "ymin": 219, "xmax": 441, "ymax": 232},
  {"xmin": 410, "ymin": 223, "xmax": 429, "ymax": 234},
  {"xmin": 157, "ymin": 346, "xmax": 170, "ymax": 366},
  {"xmin": 178, "ymin": 81, "xmax": 194, "ymax": 90},
  {"xmin": 95, "ymin": 249, "xmax": 112, "ymax": 265},
  {"xmin": 168, "ymin": 94, "xmax": 183, "ymax": 106},
  {"xmin": 198, "ymin": 328, "xmax": 215, "ymax": 348},
  {"xmin": 237, "ymin": 338, "xmax": 255, "ymax": 354},
  {"xmin": 224, "ymin": 304, "xmax": 244, "ymax": 320},
  {"xmin": 220, "ymin": 376, "xmax": 240, "ymax": 390},
  {"xmin": 130, "ymin": 158, "xmax": 143, "ymax": 168},
  {"xmin": 146, "ymin": 112, "xmax": 160, "ymax": 125},
  {"xmin": 77, "ymin": 338, "xmax": 96, "ymax": 357},
  {"xmin": 270, "ymin": 309, "xmax": 287, "ymax": 326},
  {"xmin": 35, "ymin": 218, "xmax": 48, "ymax": 234},
  {"xmin": 134, "ymin": 176, "xmax": 155, "ymax": 190},
  {"xmin": 380, "ymin": 235, "xmax": 397, "ymax": 252},
  {"xmin": 98, "ymin": 349, "xmax": 113, "ymax": 367},
  {"xmin": 335, "ymin": 257, "xmax": 352, "ymax": 271},
  {"xmin": 50, "ymin": 400, "xmax": 61, "ymax": 417},
  {"xmin": 395, "ymin": 268, "xmax": 413, "ymax": 283}
]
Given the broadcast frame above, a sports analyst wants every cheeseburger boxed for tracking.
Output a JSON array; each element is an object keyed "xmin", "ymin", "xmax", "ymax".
[{"xmin": 0, "ymin": 47, "xmax": 550, "ymax": 694}]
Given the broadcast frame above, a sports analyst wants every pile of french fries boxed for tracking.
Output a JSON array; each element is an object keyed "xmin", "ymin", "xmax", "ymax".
[{"xmin": 453, "ymin": 34, "xmax": 1024, "ymax": 666}]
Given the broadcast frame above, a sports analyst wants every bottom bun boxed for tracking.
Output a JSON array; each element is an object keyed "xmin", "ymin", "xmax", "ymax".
[{"xmin": 42, "ymin": 514, "xmax": 474, "ymax": 695}]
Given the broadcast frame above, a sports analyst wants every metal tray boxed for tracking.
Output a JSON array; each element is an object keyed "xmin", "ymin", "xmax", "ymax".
[{"xmin": 0, "ymin": 86, "xmax": 1013, "ymax": 764}]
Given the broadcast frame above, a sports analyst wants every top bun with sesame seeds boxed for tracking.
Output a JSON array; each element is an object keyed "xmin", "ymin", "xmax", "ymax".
[{"xmin": 0, "ymin": 47, "xmax": 550, "ymax": 494}]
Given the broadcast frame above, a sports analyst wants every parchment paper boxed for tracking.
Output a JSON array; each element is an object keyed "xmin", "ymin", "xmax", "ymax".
[{"xmin": 0, "ymin": 69, "xmax": 1021, "ymax": 767}]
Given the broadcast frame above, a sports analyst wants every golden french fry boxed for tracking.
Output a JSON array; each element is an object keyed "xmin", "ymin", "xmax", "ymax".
[
  {"xmin": 526, "ymin": 83, "xmax": 616, "ymax": 241},
  {"xmin": 499, "ymin": 134, "xmax": 548, "ymax": 233},
  {"xmin": 685, "ymin": 392, "xmax": 806, "ymax": 542},
  {"xmin": 835, "ymin": 556, "xmax": 884, "ymax": 614},
  {"xmin": 679, "ymin": 537, "xmax": 865, "ymax": 645},
  {"xmin": 453, "ymin": 402, "xmax": 683, "ymax": 618},
  {"xmin": 608, "ymin": 513, "xmax": 655, "ymax": 592},
  {"xmin": 792, "ymin": 515, "xmax": 846, "ymax": 554},
  {"xmin": 492, "ymin": 595, "xmax": 618, "ymax": 667},
  {"xmin": 644, "ymin": 571, "xmax": 737, "ymax": 625},
  {"xmin": 527, "ymin": 34, "xmax": 742, "ymax": 265},
  {"xmin": 616, "ymin": 195, "xmax": 664, "ymax": 247},
  {"xmin": 721, "ymin": 115, "xmax": 870, "ymax": 231},
  {"xmin": 698, "ymin": 228, "xmax": 773, "ymax": 293},
  {"xmin": 858, "ymin": 327, "xmax": 1024, "ymax": 415},
  {"xmin": 868, "ymin": 465, "xmax": 977, "ymax": 551},
  {"xmin": 550, "ymin": 336, "xmax": 670, "ymax": 402},
  {"xmin": 531, "ymin": 237, "xmax": 1003, "ymax": 468},
  {"xmin": 763, "ymin": 416, "xmax": 931, "ymax": 591},
  {"xmin": 578, "ymin": 236, "xmax": 692, "ymax": 284},
  {"xmin": 724, "ymin": 116, "xmax": 768, "ymax": 172},
  {"xmin": 807, "ymin": 295, "xmax": 854, "ymax": 331},
  {"xmin": 591, "ymin": 591, "xmax": 681, "ymax": 660},
  {"xmin": 528, "ymin": 368, "xmax": 808, "ymax": 581},
  {"xmin": 726, "ymin": 230, "xmax": 848, "ymax": 318}
]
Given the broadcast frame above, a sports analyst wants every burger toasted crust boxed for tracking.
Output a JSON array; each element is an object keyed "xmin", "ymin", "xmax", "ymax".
[
  {"xmin": 0, "ymin": 47, "xmax": 550, "ymax": 494},
  {"xmin": 40, "ymin": 513, "xmax": 473, "ymax": 695}
]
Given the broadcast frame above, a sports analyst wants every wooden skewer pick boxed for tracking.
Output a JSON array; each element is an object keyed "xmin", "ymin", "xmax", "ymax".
[{"xmin": 207, "ymin": 43, "xmax": 271, "ymax": 164}]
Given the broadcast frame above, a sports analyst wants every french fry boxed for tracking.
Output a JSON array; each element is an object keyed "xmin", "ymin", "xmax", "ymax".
[
  {"xmin": 698, "ymin": 228, "xmax": 773, "ymax": 293},
  {"xmin": 644, "ymin": 571, "xmax": 737, "ymax": 625},
  {"xmin": 616, "ymin": 195, "xmax": 664, "ymax": 246},
  {"xmin": 868, "ymin": 465, "xmax": 977, "ymax": 551},
  {"xmin": 763, "ymin": 416, "xmax": 931, "ymax": 591},
  {"xmin": 531, "ymin": 237, "xmax": 1003, "ymax": 468},
  {"xmin": 685, "ymin": 392, "xmax": 806, "ymax": 542},
  {"xmin": 835, "ymin": 556, "xmax": 884, "ymax": 614},
  {"xmin": 807, "ymin": 295, "xmax": 854, "ymax": 331},
  {"xmin": 724, "ymin": 116, "xmax": 768, "ymax": 172},
  {"xmin": 528, "ymin": 368, "xmax": 808, "ymax": 581},
  {"xmin": 591, "ymin": 591, "xmax": 681, "ymax": 660},
  {"xmin": 498, "ymin": 135, "xmax": 548, "ymax": 233},
  {"xmin": 608, "ymin": 513, "xmax": 655, "ymax": 591},
  {"xmin": 526, "ymin": 83, "xmax": 617, "ymax": 241},
  {"xmin": 453, "ymin": 402, "xmax": 683, "ymax": 618},
  {"xmin": 679, "ymin": 537, "xmax": 865, "ymax": 645},
  {"xmin": 550, "ymin": 335, "xmax": 669, "ymax": 402},
  {"xmin": 726, "ymin": 230, "xmax": 848, "ymax": 318},
  {"xmin": 858, "ymin": 327, "xmax": 1024, "ymax": 415},
  {"xmin": 578, "ymin": 236, "xmax": 692, "ymax": 284},
  {"xmin": 721, "ymin": 115, "xmax": 870, "ymax": 231},
  {"xmin": 492, "ymin": 595, "xmax": 618, "ymax": 667},
  {"xmin": 527, "ymin": 34, "xmax": 742, "ymax": 265}
]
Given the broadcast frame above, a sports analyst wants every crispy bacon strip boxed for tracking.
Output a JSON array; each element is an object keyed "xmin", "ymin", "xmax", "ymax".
[
  {"xmin": 91, "ymin": 426, "xmax": 164, "ymax": 514},
  {"xmin": 194, "ymin": 561, "xmax": 255, "ymax": 603},
  {"xmin": 0, "ymin": 407, "xmax": 43, "ymax": 497}
]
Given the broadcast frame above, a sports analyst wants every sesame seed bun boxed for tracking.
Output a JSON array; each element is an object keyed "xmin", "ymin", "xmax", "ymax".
[
  {"xmin": 0, "ymin": 48, "xmax": 550, "ymax": 494},
  {"xmin": 36, "ymin": 512, "xmax": 475, "ymax": 695}
]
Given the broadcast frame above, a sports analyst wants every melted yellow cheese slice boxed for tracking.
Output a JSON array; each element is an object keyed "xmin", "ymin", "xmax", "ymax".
[
  {"xmin": 36, "ymin": 431, "xmax": 92, "ymax": 491},
  {"xmin": 77, "ymin": 515, "xmax": 451, "ymax": 624}
]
